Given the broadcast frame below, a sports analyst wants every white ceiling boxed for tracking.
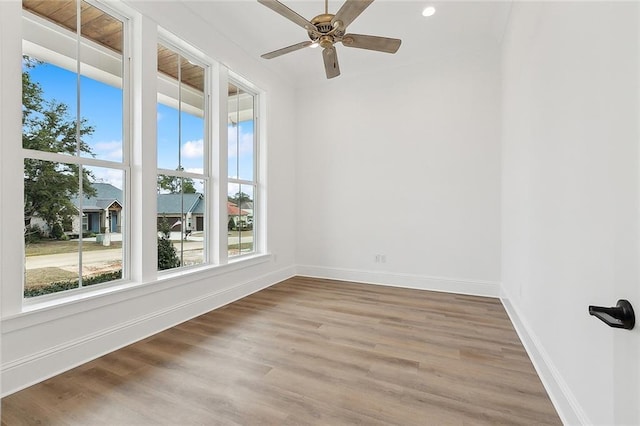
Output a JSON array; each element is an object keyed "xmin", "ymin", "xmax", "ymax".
[{"xmin": 182, "ymin": 1, "xmax": 513, "ymax": 88}]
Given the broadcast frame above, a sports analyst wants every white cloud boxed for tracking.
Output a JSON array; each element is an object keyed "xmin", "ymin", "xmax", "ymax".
[
  {"xmin": 184, "ymin": 168, "xmax": 204, "ymax": 175},
  {"xmin": 92, "ymin": 140, "xmax": 122, "ymax": 161},
  {"xmin": 94, "ymin": 141, "xmax": 121, "ymax": 151},
  {"xmin": 88, "ymin": 167, "xmax": 123, "ymax": 191},
  {"xmin": 182, "ymin": 139, "xmax": 203, "ymax": 159},
  {"xmin": 227, "ymin": 129, "xmax": 253, "ymax": 159}
]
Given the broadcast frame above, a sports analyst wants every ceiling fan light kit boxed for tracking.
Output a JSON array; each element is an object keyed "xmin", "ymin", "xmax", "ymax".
[{"xmin": 258, "ymin": 0, "xmax": 402, "ymax": 79}]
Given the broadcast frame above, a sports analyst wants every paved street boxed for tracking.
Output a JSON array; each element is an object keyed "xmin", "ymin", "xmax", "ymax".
[
  {"xmin": 25, "ymin": 232, "xmax": 254, "ymax": 270},
  {"xmin": 25, "ymin": 247, "xmax": 122, "ymax": 269}
]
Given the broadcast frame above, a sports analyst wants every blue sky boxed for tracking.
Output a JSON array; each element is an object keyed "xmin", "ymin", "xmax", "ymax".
[
  {"xmin": 27, "ymin": 63, "xmax": 123, "ymax": 162},
  {"xmin": 26, "ymin": 61, "xmax": 254, "ymax": 197}
]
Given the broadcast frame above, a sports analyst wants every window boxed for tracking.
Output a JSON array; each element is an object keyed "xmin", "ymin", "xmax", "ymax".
[
  {"xmin": 22, "ymin": 0, "xmax": 128, "ymax": 298},
  {"xmin": 157, "ymin": 42, "xmax": 208, "ymax": 271},
  {"xmin": 17, "ymin": 1, "xmax": 263, "ymax": 305},
  {"xmin": 228, "ymin": 82, "xmax": 258, "ymax": 257}
]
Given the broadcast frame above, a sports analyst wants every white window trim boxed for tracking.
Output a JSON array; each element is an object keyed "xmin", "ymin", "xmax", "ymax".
[
  {"xmin": 156, "ymin": 36, "xmax": 211, "ymax": 270},
  {"xmin": 21, "ymin": 1, "xmax": 131, "ymax": 303},
  {"xmin": 1, "ymin": 2, "xmax": 269, "ymax": 315},
  {"xmin": 227, "ymin": 77, "xmax": 260, "ymax": 259}
]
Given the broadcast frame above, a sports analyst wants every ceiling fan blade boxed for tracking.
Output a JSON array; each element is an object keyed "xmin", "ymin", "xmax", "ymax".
[
  {"xmin": 261, "ymin": 41, "xmax": 313, "ymax": 59},
  {"xmin": 341, "ymin": 33, "xmax": 401, "ymax": 53},
  {"xmin": 258, "ymin": 0, "xmax": 317, "ymax": 33},
  {"xmin": 322, "ymin": 46, "xmax": 340, "ymax": 79},
  {"xmin": 331, "ymin": 0, "xmax": 374, "ymax": 29}
]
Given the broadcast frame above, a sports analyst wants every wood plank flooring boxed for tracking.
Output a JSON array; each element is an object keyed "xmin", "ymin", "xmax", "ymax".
[{"xmin": 1, "ymin": 277, "xmax": 561, "ymax": 425}]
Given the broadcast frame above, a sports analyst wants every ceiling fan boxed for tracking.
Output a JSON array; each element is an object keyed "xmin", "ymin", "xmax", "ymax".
[{"xmin": 258, "ymin": 0, "xmax": 402, "ymax": 79}]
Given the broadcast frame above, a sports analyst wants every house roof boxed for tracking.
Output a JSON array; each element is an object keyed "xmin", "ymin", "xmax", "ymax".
[
  {"xmin": 83, "ymin": 199, "xmax": 123, "ymax": 212},
  {"xmin": 76, "ymin": 183, "xmax": 207, "ymax": 216},
  {"xmin": 77, "ymin": 183, "xmax": 124, "ymax": 212},
  {"xmin": 158, "ymin": 193, "xmax": 203, "ymax": 215},
  {"xmin": 239, "ymin": 201, "xmax": 253, "ymax": 210},
  {"xmin": 227, "ymin": 201, "xmax": 248, "ymax": 216}
]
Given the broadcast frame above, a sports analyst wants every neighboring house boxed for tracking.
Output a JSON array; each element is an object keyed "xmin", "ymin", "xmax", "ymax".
[
  {"xmin": 158, "ymin": 193, "xmax": 204, "ymax": 232},
  {"xmin": 28, "ymin": 182, "xmax": 124, "ymax": 236},
  {"xmin": 238, "ymin": 200, "xmax": 253, "ymax": 225},
  {"xmin": 79, "ymin": 185, "xmax": 209, "ymax": 233},
  {"xmin": 75, "ymin": 183, "xmax": 124, "ymax": 234},
  {"xmin": 39, "ymin": 182, "xmax": 247, "ymax": 235},
  {"xmin": 79, "ymin": 188, "xmax": 254, "ymax": 233},
  {"xmin": 227, "ymin": 201, "xmax": 250, "ymax": 228}
]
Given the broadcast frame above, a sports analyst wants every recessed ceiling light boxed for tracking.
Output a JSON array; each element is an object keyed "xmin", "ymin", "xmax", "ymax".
[{"xmin": 422, "ymin": 6, "xmax": 436, "ymax": 17}]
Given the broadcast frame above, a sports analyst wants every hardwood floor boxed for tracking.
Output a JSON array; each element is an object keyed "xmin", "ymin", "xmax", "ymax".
[{"xmin": 1, "ymin": 277, "xmax": 561, "ymax": 425}]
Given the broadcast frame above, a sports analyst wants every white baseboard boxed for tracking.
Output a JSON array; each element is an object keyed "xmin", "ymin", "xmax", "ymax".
[
  {"xmin": 500, "ymin": 293, "xmax": 588, "ymax": 426},
  {"xmin": 1, "ymin": 265, "xmax": 296, "ymax": 397},
  {"xmin": 296, "ymin": 265, "xmax": 500, "ymax": 298}
]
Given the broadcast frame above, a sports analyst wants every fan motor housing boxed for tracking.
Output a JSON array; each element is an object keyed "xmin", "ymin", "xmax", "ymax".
[
  {"xmin": 310, "ymin": 13, "xmax": 334, "ymax": 33},
  {"xmin": 308, "ymin": 13, "xmax": 344, "ymax": 44}
]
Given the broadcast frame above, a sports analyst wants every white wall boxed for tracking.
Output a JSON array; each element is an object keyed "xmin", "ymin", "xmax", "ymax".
[
  {"xmin": 0, "ymin": 1, "xmax": 297, "ymax": 396},
  {"xmin": 501, "ymin": 2, "xmax": 640, "ymax": 424},
  {"xmin": 295, "ymin": 50, "xmax": 502, "ymax": 296}
]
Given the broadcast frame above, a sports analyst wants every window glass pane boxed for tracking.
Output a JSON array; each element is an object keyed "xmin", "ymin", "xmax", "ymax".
[
  {"xmin": 23, "ymin": 1, "xmax": 124, "ymax": 162},
  {"xmin": 22, "ymin": 59, "xmax": 78, "ymax": 156},
  {"xmin": 157, "ymin": 42, "xmax": 207, "ymax": 271},
  {"xmin": 180, "ymin": 58, "xmax": 205, "ymax": 173},
  {"xmin": 23, "ymin": 0, "xmax": 79, "ymax": 33},
  {"xmin": 22, "ymin": 1, "xmax": 127, "ymax": 298},
  {"xmin": 228, "ymin": 183, "xmax": 254, "ymax": 257},
  {"xmin": 24, "ymin": 159, "xmax": 80, "ymax": 296},
  {"xmin": 81, "ymin": 166, "xmax": 124, "ymax": 284},
  {"xmin": 79, "ymin": 2, "xmax": 124, "ymax": 162},
  {"xmin": 227, "ymin": 85, "xmax": 255, "ymax": 181},
  {"xmin": 157, "ymin": 44, "xmax": 180, "ymax": 170},
  {"xmin": 183, "ymin": 178, "xmax": 205, "ymax": 267},
  {"xmin": 157, "ymin": 176, "xmax": 205, "ymax": 270},
  {"xmin": 24, "ymin": 160, "xmax": 123, "ymax": 297},
  {"xmin": 157, "ymin": 45, "xmax": 205, "ymax": 172}
]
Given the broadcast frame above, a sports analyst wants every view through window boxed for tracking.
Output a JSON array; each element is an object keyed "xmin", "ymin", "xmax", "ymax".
[
  {"xmin": 22, "ymin": 0, "xmax": 126, "ymax": 298},
  {"xmin": 20, "ymin": 1, "xmax": 263, "ymax": 300},
  {"xmin": 157, "ymin": 43, "xmax": 207, "ymax": 271},
  {"xmin": 228, "ymin": 82, "xmax": 257, "ymax": 257}
]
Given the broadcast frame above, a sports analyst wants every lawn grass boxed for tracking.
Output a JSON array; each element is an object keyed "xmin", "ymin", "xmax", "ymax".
[
  {"xmin": 25, "ymin": 267, "xmax": 78, "ymax": 288},
  {"xmin": 25, "ymin": 240, "xmax": 122, "ymax": 257},
  {"xmin": 228, "ymin": 242, "xmax": 254, "ymax": 251}
]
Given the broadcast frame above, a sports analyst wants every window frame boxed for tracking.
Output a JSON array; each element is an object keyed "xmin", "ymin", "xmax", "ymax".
[
  {"xmin": 21, "ymin": 0, "xmax": 132, "ymax": 302},
  {"xmin": 7, "ymin": 1, "xmax": 268, "ymax": 313},
  {"xmin": 227, "ymin": 78, "xmax": 260, "ymax": 259},
  {"xmin": 156, "ymin": 38, "xmax": 211, "ymax": 273}
]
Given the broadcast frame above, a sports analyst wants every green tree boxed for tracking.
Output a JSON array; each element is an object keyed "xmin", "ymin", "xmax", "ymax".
[
  {"xmin": 22, "ymin": 57, "xmax": 96, "ymax": 236},
  {"xmin": 228, "ymin": 191, "xmax": 252, "ymax": 205},
  {"xmin": 157, "ymin": 171, "xmax": 196, "ymax": 194},
  {"xmin": 157, "ymin": 236, "xmax": 180, "ymax": 270}
]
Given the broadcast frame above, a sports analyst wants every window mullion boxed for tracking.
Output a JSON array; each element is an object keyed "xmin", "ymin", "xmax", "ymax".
[{"xmin": 131, "ymin": 15, "xmax": 158, "ymax": 284}]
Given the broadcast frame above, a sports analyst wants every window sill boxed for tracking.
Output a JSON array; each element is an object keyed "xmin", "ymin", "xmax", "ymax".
[
  {"xmin": 156, "ymin": 253, "xmax": 270, "ymax": 283},
  {"xmin": 3, "ymin": 253, "xmax": 272, "ymax": 333}
]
